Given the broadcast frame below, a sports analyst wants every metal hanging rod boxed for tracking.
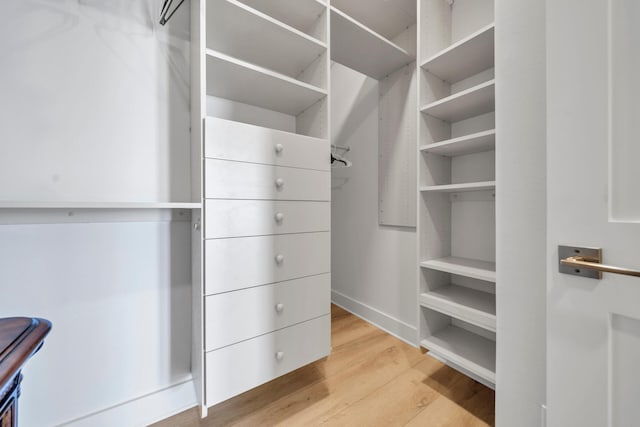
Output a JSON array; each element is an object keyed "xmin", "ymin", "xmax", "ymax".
[
  {"xmin": 159, "ymin": 0, "xmax": 186, "ymax": 25},
  {"xmin": 331, "ymin": 144, "xmax": 351, "ymax": 153}
]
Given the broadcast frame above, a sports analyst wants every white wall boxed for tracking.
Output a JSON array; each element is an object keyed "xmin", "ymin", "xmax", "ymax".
[
  {"xmin": 330, "ymin": 62, "xmax": 417, "ymax": 345},
  {"xmin": 495, "ymin": 0, "xmax": 547, "ymax": 425},
  {"xmin": 0, "ymin": 0, "xmax": 191, "ymax": 203},
  {"xmin": 0, "ymin": 1, "xmax": 196, "ymax": 425}
]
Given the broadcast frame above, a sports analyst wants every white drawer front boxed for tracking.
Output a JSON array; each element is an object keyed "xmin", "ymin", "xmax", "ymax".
[
  {"xmin": 204, "ymin": 117, "xmax": 329, "ymax": 171},
  {"xmin": 205, "ymin": 315, "xmax": 330, "ymax": 407},
  {"xmin": 204, "ymin": 159, "xmax": 330, "ymax": 201},
  {"xmin": 204, "ymin": 232, "xmax": 330, "ymax": 295},
  {"xmin": 204, "ymin": 274, "xmax": 330, "ymax": 351},
  {"xmin": 204, "ymin": 200, "xmax": 330, "ymax": 239}
]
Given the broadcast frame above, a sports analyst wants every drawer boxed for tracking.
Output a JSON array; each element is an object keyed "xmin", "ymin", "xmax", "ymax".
[
  {"xmin": 204, "ymin": 274, "xmax": 330, "ymax": 351},
  {"xmin": 204, "ymin": 232, "xmax": 330, "ymax": 295},
  {"xmin": 204, "ymin": 159, "xmax": 330, "ymax": 201},
  {"xmin": 204, "ymin": 200, "xmax": 330, "ymax": 239},
  {"xmin": 204, "ymin": 117, "xmax": 329, "ymax": 171},
  {"xmin": 205, "ymin": 315, "xmax": 330, "ymax": 407}
]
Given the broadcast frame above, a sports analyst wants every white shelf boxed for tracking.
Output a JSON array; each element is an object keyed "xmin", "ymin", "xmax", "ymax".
[
  {"xmin": 206, "ymin": 49, "xmax": 327, "ymax": 116},
  {"xmin": 421, "ymin": 24, "xmax": 495, "ymax": 83},
  {"xmin": 421, "ymin": 80, "xmax": 495, "ymax": 122},
  {"xmin": 207, "ymin": 0, "xmax": 326, "ymax": 80},
  {"xmin": 420, "ymin": 129, "xmax": 496, "ymax": 157},
  {"xmin": 330, "ymin": 6, "xmax": 414, "ymax": 80},
  {"xmin": 420, "ymin": 285, "xmax": 496, "ymax": 332},
  {"xmin": 330, "ymin": 0, "xmax": 416, "ymax": 41},
  {"xmin": 236, "ymin": 0, "xmax": 326, "ymax": 36},
  {"xmin": 421, "ymin": 325, "xmax": 496, "ymax": 385},
  {"xmin": 420, "ymin": 257, "xmax": 496, "ymax": 283},
  {"xmin": 420, "ymin": 181, "xmax": 496, "ymax": 193},
  {"xmin": 0, "ymin": 202, "xmax": 202, "ymax": 209}
]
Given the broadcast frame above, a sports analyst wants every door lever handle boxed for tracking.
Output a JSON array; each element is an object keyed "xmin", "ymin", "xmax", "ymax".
[
  {"xmin": 559, "ymin": 245, "xmax": 640, "ymax": 279},
  {"xmin": 560, "ymin": 256, "xmax": 640, "ymax": 278}
]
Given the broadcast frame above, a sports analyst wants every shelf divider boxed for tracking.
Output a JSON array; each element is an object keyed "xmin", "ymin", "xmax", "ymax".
[
  {"xmin": 420, "ymin": 285, "xmax": 496, "ymax": 332},
  {"xmin": 420, "ymin": 257, "xmax": 496, "ymax": 283},
  {"xmin": 420, "ymin": 129, "xmax": 496, "ymax": 157},
  {"xmin": 207, "ymin": 0, "xmax": 326, "ymax": 80},
  {"xmin": 0, "ymin": 202, "xmax": 202, "ymax": 209},
  {"xmin": 236, "ymin": 0, "xmax": 327, "ymax": 37},
  {"xmin": 206, "ymin": 49, "xmax": 327, "ymax": 116},
  {"xmin": 421, "ymin": 80, "xmax": 495, "ymax": 122},
  {"xmin": 420, "ymin": 181, "xmax": 496, "ymax": 193}
]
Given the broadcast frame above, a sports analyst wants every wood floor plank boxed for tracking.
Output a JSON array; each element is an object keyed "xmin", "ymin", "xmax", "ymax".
[
  {"xmin": 229, "ymin": 341, "xmax": 423, "ymax": 426},
  {"xmin": 404, "ymin": 364, "xmax": 495, "ymax": 427},
  {"xmin": 151, "ymin": 305, "xmax": 495, "ymax": 427}
]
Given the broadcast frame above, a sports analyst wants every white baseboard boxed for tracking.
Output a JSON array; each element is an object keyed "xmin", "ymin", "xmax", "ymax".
[
  {"xmin": 62, "ymin": 380, "xmax": 197, "ymax": 427},
  {"xmin": 331, "ymin": 290, "xmax": 418, "ymax": 347}
]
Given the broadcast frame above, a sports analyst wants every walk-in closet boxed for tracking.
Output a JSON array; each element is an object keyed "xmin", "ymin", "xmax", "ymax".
[{"xmin": 1, "ymin": 0, "xmax": 554, "ymax": 426}]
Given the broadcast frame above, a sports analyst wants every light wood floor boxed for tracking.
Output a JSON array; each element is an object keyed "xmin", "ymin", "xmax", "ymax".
[{"xmin": 152, "ymin": 305, "xmax": 495, "ymax": 427}]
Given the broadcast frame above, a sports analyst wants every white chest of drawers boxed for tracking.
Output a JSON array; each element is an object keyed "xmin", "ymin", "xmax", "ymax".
[{"xmin": 200, "ymin": 117, "xmax": 331, "ymax": 408}]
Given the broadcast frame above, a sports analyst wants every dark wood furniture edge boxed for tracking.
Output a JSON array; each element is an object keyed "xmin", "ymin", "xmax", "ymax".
[{"xmin": 0, "ymin": 318, "xmax": 51, "ymax": 391}]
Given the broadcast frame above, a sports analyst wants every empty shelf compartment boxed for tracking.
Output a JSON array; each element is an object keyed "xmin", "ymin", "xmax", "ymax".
[
  {"xmin": 420, "ymin": 285, "xmax": 496, "ymax": 332},
  {"xmin": 421, "ymin": 257, "xmax": 496, "ymax": 282},
  {"xmin": 330, "ymin": 7, "xmax": 414, "ymax": 80},
  {"xmin": 421, "ymin": 24, "xmax": 495, "ymax": 83},
  {"xmin": 421, "ymin": 325, "xmax": 496, "ymax": 385},
  {"xmin": 421, "ymin": 80, "xmax": 495, "ymax": 122},
  {"xmin": 206, "ymin": 50, "xmax": 327, "ymax": 116},
  {"xmin": 420, "ymin": 130, "xmax": 496, "ymax": 157}
]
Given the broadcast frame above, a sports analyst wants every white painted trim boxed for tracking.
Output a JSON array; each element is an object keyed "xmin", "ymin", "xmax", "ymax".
[
  {"xmin": 331, "ymin": 290, "xmax": 418, "ymax": 347},
  {"xmin": 62, "ymin": 380, "xmax": 197, "ymax": 427}
]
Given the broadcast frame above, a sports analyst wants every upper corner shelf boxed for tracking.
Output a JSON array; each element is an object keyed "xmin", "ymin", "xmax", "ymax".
[
  {"xmin": 421, "ymin": 24, "xmax": 495, "ymax": 83},
  {"xmin": 206, "ymin": 49, "xmax": 327, "ymax": 116},
  {"xmin": 207, "ymin": 0, "xmax": 326, "ymax": 80},
  {"xmin": 421, "ymin": 80, "xmax": 495, "ymax": 122},
  {"xmin": 235, "ymin": 0, "xmax": 327, "ymax": 36},
  {"xmin": 330, "ymin": 6, "xmax": 414, "ymax": 80}
]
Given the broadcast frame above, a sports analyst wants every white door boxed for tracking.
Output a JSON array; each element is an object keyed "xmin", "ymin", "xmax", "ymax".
[{"xmin": 547, "ymin": 1, "xmax": 640, "ymax": 426}]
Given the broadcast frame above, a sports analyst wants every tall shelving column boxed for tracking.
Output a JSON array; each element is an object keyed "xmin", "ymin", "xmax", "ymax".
[
  {"xmin": 191, "ymin": 0, "xmax": 331, "ymax": 416},
  {"xmin": 417, "ymin": 0, "xmax": 496, "ymax": 388}
]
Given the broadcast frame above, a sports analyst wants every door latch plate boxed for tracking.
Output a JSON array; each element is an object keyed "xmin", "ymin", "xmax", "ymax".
[{"xmin": 558, "ymin": 245, "xmax": 603, "ymax": 279}]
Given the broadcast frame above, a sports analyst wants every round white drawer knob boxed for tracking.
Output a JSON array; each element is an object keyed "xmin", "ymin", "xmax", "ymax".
[
  {"xmin": 274, "ymin": 212, "xmax": 285, "ymax": 223},
  {"xmin": 275, "ymin": 178, "xmax": 285, "ymax": 188},
  {"xmin": 275, "ymin": 144, "xmax": 284, "ymax": 154},
  {"xmin": 275, "ymin": 351, "xmax": 284, "ymax": 361},
  {"xmin": 275, "ymin": 303, "xmax": 284, "ymax": 313},
  {"xmin": 275, "ymin": 254, "xmax": 285, "ymax": 264}
]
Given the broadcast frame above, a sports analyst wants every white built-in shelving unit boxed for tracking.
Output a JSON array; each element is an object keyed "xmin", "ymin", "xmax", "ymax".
[
  {"xmin": 191, "ymin": 0, "xmax": 331, "ymax": 416},
  {"xmin": 417, "ymin": 0, "xmax": 497, "ymax": 389}
]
